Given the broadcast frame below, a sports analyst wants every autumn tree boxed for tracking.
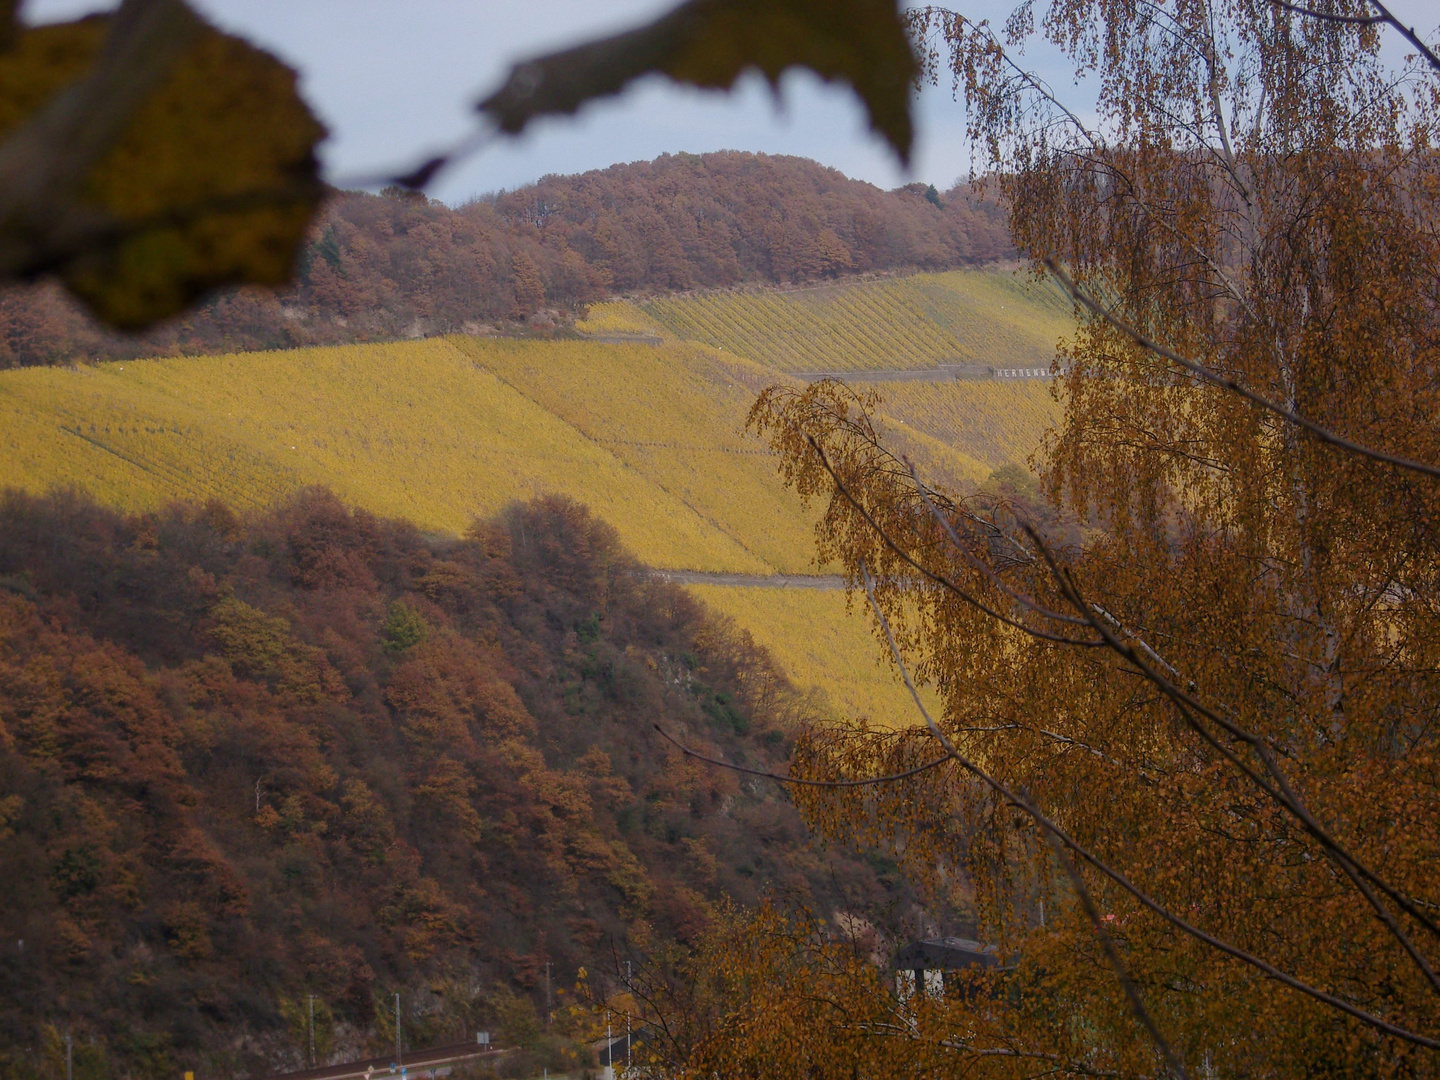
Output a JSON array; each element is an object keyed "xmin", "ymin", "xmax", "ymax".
[
  {"xmin": 510, "ymin": 251, "xmax": 546, "ymax": 318},
  {"xmin": 642, "ymin": 1, "xmax": 1440, "ymax": 1077}
]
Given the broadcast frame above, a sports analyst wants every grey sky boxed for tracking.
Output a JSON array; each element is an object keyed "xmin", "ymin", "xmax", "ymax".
[
  {"xmin": 20, "ymin": 0, "xmax": 1069, "ymax": 201},
  {"xmin": 21, "ymin": 0, "xmax": 1439, "ymax": 205}
]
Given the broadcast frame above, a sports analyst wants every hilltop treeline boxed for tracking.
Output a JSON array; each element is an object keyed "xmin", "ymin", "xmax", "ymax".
[
  {"xmin": 0, "ymin": 152, "xmax": 1010, "ymax": 366},
  {"xmin": 0, "ymin": 489, "xmax": 898, "ymax": 1080}
]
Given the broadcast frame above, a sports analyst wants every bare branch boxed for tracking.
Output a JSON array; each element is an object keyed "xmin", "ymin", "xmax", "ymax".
[
  {"xmin": 959, "ymin": 722, "xmax": 1136, "ymax": 770},
  {"xmin": 808, "ymin": 435, "xmax": 1104, "ymax": 648},
  {"xmin": 1270, "ymin": 0, "xmax": 1440, "ymax": 75},
  {"xmin": 1270, "ymin": 0, "xmax": 1384, "ymax": 25},
  {"xmin": 1367, "ymin": 0, "xmax": 1440, "ymax": 73},
  {"xmin": 1088, "ymin": 606, "xmax": 1185, "ymax": 682}
]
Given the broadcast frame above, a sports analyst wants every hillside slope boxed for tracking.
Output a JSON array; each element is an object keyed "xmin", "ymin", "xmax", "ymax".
[
  {"xmin": 0, "ymin": 153, "xmax": 1011, "ymax": 368},
  {"xmin": 451, "ymin": 336, "xmax": 989, "ymax": 569},
  {"xmin": 596, "ymin": 268, "xmax": 1072, "ymax": 373},
  {"xmin": 0, "ymin": 490, "xmax": 900, "ymax": 1080},
  {"xmin": 0, "ymin": 337, "xmax": 986, "ymax": 575},
  {"xmin": 0, "ymin": 272, "xmax": 1068, "ymax": 721},
  {"xmin": 579, "ymin": 268, "xmax": 1069, "ymax": 473},
  {"xmin": 0, "ymin": 340, "xmax": 768, "ymax": 573}
]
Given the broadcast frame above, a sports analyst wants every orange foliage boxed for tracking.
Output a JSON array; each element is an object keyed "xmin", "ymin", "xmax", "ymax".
[
  {"xmin": 0, "ymin": 489, "xmax": 907, "ymax": 1080},
  {"xmin": 0, "ymin": 152, "xmax": 1011, "ymax": 366}
]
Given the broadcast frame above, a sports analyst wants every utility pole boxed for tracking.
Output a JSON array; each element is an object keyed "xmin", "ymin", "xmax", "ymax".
[
  {"xmin": 544, "ymin": 962, "xmax": 551, "ymax": 1030},
  {"xmin": 308, "ymin": 995, "xmax": 315, "ymax": 1066},
  {"xmin": 64, "ymin": 1031, "xmax": 72, "ymax": 1080},
  {"xmin": 394, "ymin": 992, "xmax": 401, "ymax": 1066},
  {"xmin": 625, "ymin": 962, "xmax": 632, "ymax": 1074}
]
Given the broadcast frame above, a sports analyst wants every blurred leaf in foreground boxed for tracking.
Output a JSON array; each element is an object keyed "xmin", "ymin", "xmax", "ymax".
[
  {"xmin": 478, "ymin": 0, "xmax": 918, "ymax": 165},
  {"xmin": 0, "ymin": 0, "xmax": 324, "ymax": 330}
]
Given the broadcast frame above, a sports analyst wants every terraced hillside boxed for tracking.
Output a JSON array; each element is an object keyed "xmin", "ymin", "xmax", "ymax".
[
  {"xmin": 580, "ymin": 268, "xmax": 1069, "ymax": 473},
  {"xmin": 876, "ymin": 379, "xmax": 1062, "ymax": 470},
  {"xmin": 688, "ymin": 585, "xmax": 945, "ymax": 724},
  {"xmin": 0, "ymin": 335, "xmax": 995, "ymax": 719},
  {"xmin": 0, "ymin": 271, "xmax": 1068, "ymax": 720},
  {"xmin": 589, "ymin": 268, "xmax": 1072, "ymax": 373},
  {"xmin": 0, "ymin": 340, "xmax": 772, "ymax": 573}
]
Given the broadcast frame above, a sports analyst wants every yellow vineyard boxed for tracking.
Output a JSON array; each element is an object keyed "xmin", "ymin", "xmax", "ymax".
[
  {"xmin": 452, "ymin": 337, "xmax": 823, "ymax": 573},
  {"xmin": 693, "ymin": 584, "xmax": 940, "ymax": 724},
  {"xmin": 0, "ymin": 340, "xmax": 773, "ymax": 572},
  {"xmin": 872, "ymin": 379, "xmax": 1063, "ymax": 472},
  {"xmin": 0, "ymin": 272, "xmax": 1069, "ymax": 722},
  {"xmin": 0, "ymin": 335, "xmax": 988, "ymax": 575},
  {"xmin": 603, "ymin": 268, "xmax": 1072, "ymax": 373}
]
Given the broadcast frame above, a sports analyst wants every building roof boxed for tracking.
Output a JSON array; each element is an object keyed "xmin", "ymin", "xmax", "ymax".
[
  {"xmin": 894, "ymin": 937, "xmax": 1002, "ymax": 971},
  {"xmin": 595, "ymin": 1031, "xmax": 646, "ymax": 1067}
]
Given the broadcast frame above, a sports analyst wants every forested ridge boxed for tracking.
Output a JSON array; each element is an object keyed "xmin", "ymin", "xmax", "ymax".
[
  {"xmin": 0, "ymin": 488, "xmax": 905, "ymax": 1080},
  {"xmin": 0, "ymin": 152, "xmax": 1009, "ymax": 367}
]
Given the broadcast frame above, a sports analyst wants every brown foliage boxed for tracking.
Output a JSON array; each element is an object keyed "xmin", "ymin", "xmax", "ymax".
[
  {"xmin": 0, "ymin": 489, "xmax": 904, "ymax": 1079},
  {"xmin": 0, "ymin": 151, "xmax": 1011, "ymax": 366},
  {"xmin": 658, "ymin": 3, "xmax": 1440, "ymax": 1077}
]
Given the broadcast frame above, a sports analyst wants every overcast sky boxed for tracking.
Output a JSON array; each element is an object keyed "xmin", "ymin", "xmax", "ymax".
[{"xmin": 21, "ymin": 0, "xmax": 1440, "ymax": 205}]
